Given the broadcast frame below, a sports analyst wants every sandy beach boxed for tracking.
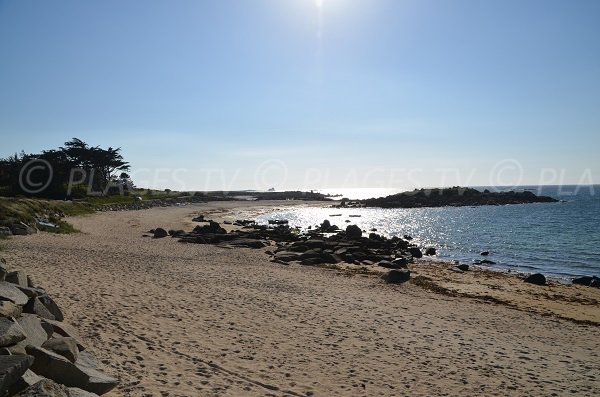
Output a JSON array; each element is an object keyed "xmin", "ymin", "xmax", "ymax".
[{"xmin": 3, "ymin": 201, "xmax": 600, "ymax": 397}]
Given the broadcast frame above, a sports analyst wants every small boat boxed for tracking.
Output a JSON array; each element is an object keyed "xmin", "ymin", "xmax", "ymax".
[
  {"xmin": 349, "ymin": 214, "xmax": 361, "ymax": 218},
  {"xmin": 329, "ymin": 214, "xmax": 342, "ymax": 217}
]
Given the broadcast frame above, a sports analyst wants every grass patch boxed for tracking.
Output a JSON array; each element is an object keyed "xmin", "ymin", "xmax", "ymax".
[
  {"xmin": 81, "ymin": 189, "xmax": 190, "ymax": 206},
  {"xmin": 0, "ymin": 197, "xmax": 94, "ymax": 234}
]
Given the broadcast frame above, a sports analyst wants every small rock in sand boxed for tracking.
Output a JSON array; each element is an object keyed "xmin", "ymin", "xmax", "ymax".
[{"xmin": 153, "ymin": 228, "xmax": 168, "ymax": 238}]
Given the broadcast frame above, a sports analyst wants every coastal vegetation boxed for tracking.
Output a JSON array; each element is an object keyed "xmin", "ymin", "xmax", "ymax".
[{"xmin": 0, "ymin": 138, "xmax": 131, "ymax": 199}]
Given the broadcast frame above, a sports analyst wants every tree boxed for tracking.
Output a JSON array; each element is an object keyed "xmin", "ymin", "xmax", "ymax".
[{"xmin": 0, "ymin": 138, "xmax": 132, "ymax": 198}]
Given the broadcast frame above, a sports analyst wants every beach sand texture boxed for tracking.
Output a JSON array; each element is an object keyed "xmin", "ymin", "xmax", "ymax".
[{"xmin": 4, "ymin": 202, "xmax": 600, "ymax": 397}]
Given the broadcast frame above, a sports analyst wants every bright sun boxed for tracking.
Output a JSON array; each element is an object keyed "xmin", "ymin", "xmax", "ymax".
[{"xmin": 315, "ymin": 0, "xmax": 323, "ymax": 9}]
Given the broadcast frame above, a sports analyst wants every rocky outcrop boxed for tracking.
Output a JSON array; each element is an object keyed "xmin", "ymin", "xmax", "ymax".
[
  {"xmin": 361, "ymin": 187, "xmax": 558, "ymax": 208},
  {"xmin": 173, "ymin": 219, "xmax": 431, "ymax": 272},
  {"xmin": 0, "ymin": 261, "xmax": 118, "ymax": 396}
]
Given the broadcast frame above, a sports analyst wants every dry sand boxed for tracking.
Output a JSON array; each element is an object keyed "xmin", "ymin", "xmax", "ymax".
[{"xmin": 3, "ymin": 201, "xmax": 600, "ymax": 396}]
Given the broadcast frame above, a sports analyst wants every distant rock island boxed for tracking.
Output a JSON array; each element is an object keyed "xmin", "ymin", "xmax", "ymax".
[{"xmin": 358, "ymin": 187, "xmax": 558, "ymax": 208}]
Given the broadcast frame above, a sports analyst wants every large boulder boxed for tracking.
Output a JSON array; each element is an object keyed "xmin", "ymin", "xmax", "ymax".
[
  {"xmin": 15, "ymin": 285, "xmax": 47, "ymax": 299},
  {"xmin": 0, "ymin": 282, "xmax": 30, "ymax": 305},
  {"xmin": 0, "ymin": 300, "xmax": 22, "ymax": 317},
  {"xmin": 26, "ymin": 346, "xmax": 117, "ymax": 395},
  {"xmin": 408, "ymin": 247, "xmax": 423, "ymax": 259},
  {"xmin": 0, "ymin": 355, "xmax": 34, "ymax": 395},
  {"xmin": 391, "ymin": 257, "xmax": 409, "ymax": 268},
  {"xmin": 0, "ymin": 318, "xmax": 26, "ymax": 347},
  {"xmin": 42, "ymin": 337, "xmax": 79, "ymax": 363},
  {"xmin": 16, "ymin": 314, "xmax": 53, "ymax": 349},
  {"xmin": 382, "ymin": 270, "xmax": 411, "ymax": 284},
  {"xmin": 24, "ymin": 297, "xmax": 56, "ymax": 321},
  {"xmin": 37, "ymin": 295, "xmax": 64, "ymax": 321},
  {"xmin": 424, "ymin": 247, "xmax": 437, "ymax": 256},
  {"xmin": 5, "ymin": 369, "xmax": 45, "ymax": 394},
  {"xmin": 6, "ymin": 271, "xmax": 28, "ymax": 288},
  {"xmin": 345, "ymin": 225, "xmax": 362, "ymax": 239},
  {"xmin": 523, "ymin": 273, "xmax": 546, "ymax": 286},
  {"xmin": 10, "ymin": 224, "xmax": 36, "ymax": 236},
  {"xmin": 40, "ymin": 320, "xmax": 83, "ymax": 351},
  {"xmin": 14, "ymin": 378, "xmax": 68, "ymax": 396}
]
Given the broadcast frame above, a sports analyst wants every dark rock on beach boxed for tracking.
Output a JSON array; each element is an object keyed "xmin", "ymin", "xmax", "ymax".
[
  {"xmin": 572, "ymin": 276, "xmax": 600, "ymax": 288},
  {"xmin": 408, "ymin": 247, "xmax": 423, "ymax": 259},
  {"xmin": 345, "ymin": 225, "xmax": 362, "ymax": 239},
  {"xmin": 523, "ymin": 273, "xmax": 546, "ymax": 286},
  {"xmin": 424, "ymin": 247, "xmax": 436, "ymax": 256},
  {"xmin": 382, "ymin": 270, "xmax": 411, "ymax": 284},
  {"xmin": 193, "ymin": 221, "xmax": 226, "ymax": 235},
  {"xmin": 152, "ymin": 228, "xmax": 168, "ymax": 238}
]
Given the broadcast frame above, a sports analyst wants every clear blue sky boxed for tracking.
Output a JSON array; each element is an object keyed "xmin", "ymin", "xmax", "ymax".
[{"xmin": 1, "ymin": 0, "xmax": 598, "ymax": 191}]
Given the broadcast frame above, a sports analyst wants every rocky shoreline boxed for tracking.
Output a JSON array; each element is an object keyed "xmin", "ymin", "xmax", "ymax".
[
  {"xmin": 150, "ymin": 215, "xmax": 599, "ymax": 290},
  {"xmin": 0, "ymin": 259, "xmax": 117, "ymax": 396}
]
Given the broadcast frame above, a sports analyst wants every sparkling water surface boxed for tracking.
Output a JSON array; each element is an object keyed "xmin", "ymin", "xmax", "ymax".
[{"xmin": 256, "ymin": 186, "xmax": 600, "ymax": 279}]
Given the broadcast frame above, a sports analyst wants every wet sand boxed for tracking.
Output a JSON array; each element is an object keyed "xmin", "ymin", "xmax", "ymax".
[{"xmin": 3, "ymin": 201, "xmax": 600, "ymax": 396}]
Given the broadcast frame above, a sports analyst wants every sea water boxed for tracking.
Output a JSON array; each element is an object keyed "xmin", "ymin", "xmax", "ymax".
[{"xmin": 256, "ymin": 185, "xmax": 600, "ymax": 279}]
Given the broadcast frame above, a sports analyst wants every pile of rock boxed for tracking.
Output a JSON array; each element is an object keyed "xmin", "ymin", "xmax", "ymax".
[
  {"xmin": 176, "ymin": 219, "xmax": 295, "ymax": 249},
  {"xmin": 0, "ymin": 260, "xmax": 117, "ymax": 396},
  {"xmin": 163, "ymin": 219, "xmax": 438, "ymax": 283}
]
